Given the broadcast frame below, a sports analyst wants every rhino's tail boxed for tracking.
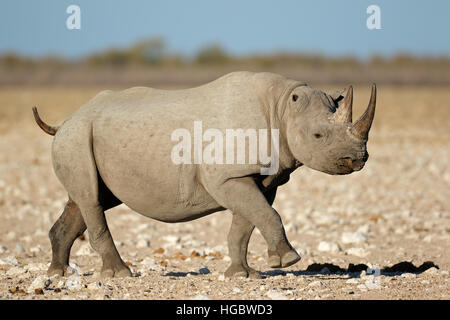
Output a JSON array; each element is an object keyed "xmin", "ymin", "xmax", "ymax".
[{"xmin": 32, "ymin": 106, "xmax": 59, "ymax": 136}]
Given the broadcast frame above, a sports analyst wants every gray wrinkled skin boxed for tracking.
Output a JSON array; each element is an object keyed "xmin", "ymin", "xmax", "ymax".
[{"xmin": 33, "ymin": 71, "xmax": 376, "ymax": 278}]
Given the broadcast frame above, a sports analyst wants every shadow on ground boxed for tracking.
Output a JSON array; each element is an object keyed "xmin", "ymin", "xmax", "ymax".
[
  {"xmin": 162, "ymin": 261, "xmax": 439, "ymax": 279},
  {"xmin": 261, "ymin": 261, "xmax": 439, "ymax": 278}
]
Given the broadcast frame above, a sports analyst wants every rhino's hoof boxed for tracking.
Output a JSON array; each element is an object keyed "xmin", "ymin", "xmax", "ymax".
[
  {"xmin": 268, "ymin": 250, "xmax": 301, "ymax": 268},
  {"xmin": 281, "ymin": 250, "xmax": 301, "ymax": 268},
  {"xmin": 100, "ymin": 266, "xmax": 132, "ymax": 278},
  {"xmin": 225, "ymin": 264, "xmax": 261, "ymax": 279},
  {"xmin": 268, "ymin": 255, "xmax": 282, "ymax": 268},
  {"xmin": 47, "ymin": 264, "xmax": 69, "ymax": 277}
]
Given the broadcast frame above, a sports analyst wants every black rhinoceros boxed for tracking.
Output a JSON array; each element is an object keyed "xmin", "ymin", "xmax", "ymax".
[{"xmin": 33, "ymin": 71, "xmax": 376, "ymax": 278}]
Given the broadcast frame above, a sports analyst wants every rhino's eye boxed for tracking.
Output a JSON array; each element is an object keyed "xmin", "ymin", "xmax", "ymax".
[
  {"xmin": 313, "ymin": 133, "xmax": 322, "ymax": 139},
  {"xmin": 292, "ymin": 94, "xmax": 298, "ymax": 102}
]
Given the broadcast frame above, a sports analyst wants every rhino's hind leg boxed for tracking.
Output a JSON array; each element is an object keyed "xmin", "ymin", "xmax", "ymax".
[
  {"xmin": 78, "ymin": 203, "xmax": 131, "ymax": 278},
  {"xmin": 48, "ymin": 198, "xmax": 86, "ymax": 276},
  {"xmin": 51, "ymin": 122, "xmax": 130, "ymax": 278},
  {"xmin": 225, "ymin": 214, "xmax": 261, "ymax": 279}
]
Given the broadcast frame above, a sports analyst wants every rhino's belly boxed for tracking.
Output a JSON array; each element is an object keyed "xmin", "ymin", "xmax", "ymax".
[{"xmin": 93, "ymin": 134, "xmax": 223, "ymax": 222}]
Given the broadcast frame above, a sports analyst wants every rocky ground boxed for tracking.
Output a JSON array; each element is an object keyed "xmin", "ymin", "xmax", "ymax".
[{"xmin": 0, "ymin": 85, "xmax": 449, "ymax": 300}]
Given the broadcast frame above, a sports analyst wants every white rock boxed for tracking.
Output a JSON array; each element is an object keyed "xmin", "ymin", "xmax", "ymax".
[
  {"xmin": 423, "ymin": 235, "xmax": 433, "ymax": 243},
  {"xmin": 76, "ymin": 243, "xmax": 95, "ymax": 256},
  {"xmin": 136, "ymin": 239, "xmax": 150, "ymax": 248},
  {"xmin": 6, "ymin": 231, "xmax": 16, "ymax": 240},
  {"xmin": 357, "ymin": 224, "xmax": 370, "ymax": 235},
  {"xmin": 28, "ymin": 275, "xmax": 51, "ymax": 291},
  {"xmin": 401, "ymin": 273, "xmax": 416, "ymax": 278},
  {"xmin": 218, "ymin": 274, "xmax": 226, "ymax": 281},
  {"xmin": 30, "ymin": 245, "xmax": 43, "ymax": 254},
  {"xmin": 162, "ymin": 235, "xmax": 180, "ymax": 245},
  {"xmin": 341, "ymin": 232, "xmax": 367, "ymax": 244},
  {"xmin": 6, "ymin": 266, "xmax": 24, "ymax": 276},
  {"xmin": 346, "ymin": 247, "xmax": 369, "ymax": 257},
  {"xmin": 1, "ymin": 256, "xmax": 19, "ymax": 265},
  {"xmin": 233, "ymin": 287, "xmax": 241, "ymax": 293},
  {"xmin": 317, "ymin": 241, "xmax": 341, "ymax": 253},
  {"xmin": 266, "ymin": 289, "xmax": 288, "ymax": 300},
  {"xmin": 66, "ymin": 275, "xmax": 82, "ymax": 290}
]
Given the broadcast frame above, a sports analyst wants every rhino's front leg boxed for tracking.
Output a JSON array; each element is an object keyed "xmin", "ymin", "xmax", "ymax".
[
  {"xmin": 211, "ymin": 176, "xmax": 300, "ymax": 269},
  {"xmin": 225, "ymin": 214, "xmax": 261, "ymax": 278}
]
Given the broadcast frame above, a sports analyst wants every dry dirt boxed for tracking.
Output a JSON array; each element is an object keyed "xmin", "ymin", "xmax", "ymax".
[{"xmin": 0, "ymin": 84, "xmax": 449, "ymax": 300}]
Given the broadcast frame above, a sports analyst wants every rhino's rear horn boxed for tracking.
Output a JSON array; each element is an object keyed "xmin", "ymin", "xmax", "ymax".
[
  {"xmin": 333, "ymin": 85, "xmax": 353, "ymax": 124},
  {"xmin": 350, "ymin": 84, "xmax": 377, "ymax": 140}
]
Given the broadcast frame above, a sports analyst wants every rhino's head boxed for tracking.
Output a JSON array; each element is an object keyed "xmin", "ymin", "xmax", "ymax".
[{"xmin": 284, "ymin": 84, "xmax": 376, "ymax": 175}]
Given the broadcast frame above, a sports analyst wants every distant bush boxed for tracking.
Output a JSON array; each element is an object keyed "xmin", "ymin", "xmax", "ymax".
[{"xmin": 195, "ymin": 44, "xmax": 230, "ymax": 65}]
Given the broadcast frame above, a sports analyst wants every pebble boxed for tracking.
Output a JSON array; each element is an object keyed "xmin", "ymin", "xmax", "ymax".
[
  {"xmin": 1, "ymin": 256, "xmax": 19, "ymax": 265},
  {"xmin": 30, "ymin": 245, "xmax": 43, "ymax": 254},
  {"xmin": 317, "ymin": 241, "xmax": 341, "ymax": 253},
  {"xmin": 232, "ymin": 287, "xmax": 241, "ymax": 293},
  {"xmin": 341, "ymin": 232, "xmax": 367, "ymax": 244},
  {"xmin": 346, "ymin": 247, "xmax": 369, "ymax": 257},
  {"xmin": 0, "ymin": 245, "xmax": 8, "ymax": 253},
  {"xmin": 6, "ymin": 266, "xmax": 24, "ymax": 276},
  {"xmin": 136, "ymin": 239, "xmax": 150, "ymax": 248},
  {"xmin": 199, "ymin": 267, "xmax": 210, "ymax": 275},
  {"xmin": 28, "ymin": 275, "xmax": 51, "ymax": 292},
  {"xmin": 66, "ymin": 275, "xmax": 82, "ymax": 290},
  {"xmin": 266, "ymin": 289, "xmax": 288, "ymax": 300},
  {"xmin": 162, "ymin": 235, "xmax": 180, "ymax": 245},
  {"xmin": 6, "ymin": 231, "xmax": 16, "ymax": 240}
]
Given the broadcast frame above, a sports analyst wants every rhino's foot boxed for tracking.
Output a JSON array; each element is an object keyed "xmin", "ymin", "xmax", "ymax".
[
  {"xmin": 268, "ymin": 249, "xmax": 301, "ymax": 268},
  {"xmin": 47, "ymin": 263, "xmax": 69, "ymax": 277},
  {"xmin": 100, "ymin": 264, "xmax": 132, "ymax": 278},
  {"xmin": 225, "ymin": 264, "xmax": 261, "ymax": 279}
]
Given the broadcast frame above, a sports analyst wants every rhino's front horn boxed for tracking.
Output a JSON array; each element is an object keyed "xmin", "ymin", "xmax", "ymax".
[
  {"xmin": 350, "ymin": 84, "xmax": 377, "ymax": 140},
  {"xmin": 333, "ymin": 85, "xmax": 353, "ymax": 124}
]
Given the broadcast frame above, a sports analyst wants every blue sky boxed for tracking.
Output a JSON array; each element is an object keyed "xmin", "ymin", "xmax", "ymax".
[{"xmin": 0, "ymin": 0, "xmax": 449, "ymax": 59}]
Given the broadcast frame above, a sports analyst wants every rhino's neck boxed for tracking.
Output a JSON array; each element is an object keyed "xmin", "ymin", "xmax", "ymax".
[{"xmin": 264, "ymin": 81, "xmax": 304, "ymax": 173}]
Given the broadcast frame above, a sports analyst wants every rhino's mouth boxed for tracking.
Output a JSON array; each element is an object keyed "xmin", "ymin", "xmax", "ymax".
[{"xmin": 337, "ymin": 157, "xmax": 366, "ymax": 173}]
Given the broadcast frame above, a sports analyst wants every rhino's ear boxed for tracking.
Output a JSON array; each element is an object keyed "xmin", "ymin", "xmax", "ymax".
[{"xmin": 330, "ymin": 88, "xmax": 345, "ymax": 103}]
